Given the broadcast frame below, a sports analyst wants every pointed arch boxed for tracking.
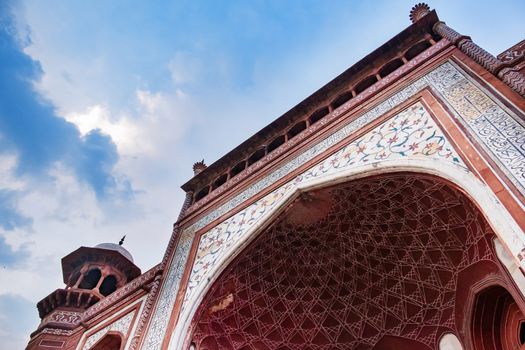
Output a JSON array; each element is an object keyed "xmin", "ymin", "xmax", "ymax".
[
  {"xmin": 170, "ymin": 162, "xmax": 525, "ymax": 349},
  {"xmin": 89, "ymin": 332, "xmax": 122, "ymax": 350}
]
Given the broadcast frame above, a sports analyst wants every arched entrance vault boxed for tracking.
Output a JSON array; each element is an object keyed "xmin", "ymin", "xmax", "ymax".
[{"xmin": 172, "ymin": 160, "xmax": 525, "ymax": 350}]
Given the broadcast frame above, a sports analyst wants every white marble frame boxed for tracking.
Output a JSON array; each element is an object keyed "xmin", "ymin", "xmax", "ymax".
[
  {"xmin": 77, "ymin": 295, "xmax": 146, "ymax": 350},
  {"xmin": 168, "ymin": 158, "xmax": 525, "ymax": 350}
]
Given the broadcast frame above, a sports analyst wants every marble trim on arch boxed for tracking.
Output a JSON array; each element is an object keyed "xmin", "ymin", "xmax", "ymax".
[
  {"xmin": 77, "ymin": 296, "xmax": 145, "ymax": 350},
  {"xmin": 170, "ymin": 161, "xmax": 525, "ymax": 350},
  {"xmin": 143, "ymin": 61, "xmax": 525, "ymax": 350},
  {"xmin": 81, "ymin": 311, "xmax": 135, "ymax": 350}
]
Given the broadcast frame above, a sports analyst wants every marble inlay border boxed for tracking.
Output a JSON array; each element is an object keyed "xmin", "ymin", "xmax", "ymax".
[
  {"xmin": 82, "ymin": 310, "xmax": 135, "ymax": 350},
  {"xmin": 430, "ymin": 61, "xmax": 525, "ymax": 194},
  {"xmin": 141, "ymin": 230, "xmax": 194, "ymax": 349}
]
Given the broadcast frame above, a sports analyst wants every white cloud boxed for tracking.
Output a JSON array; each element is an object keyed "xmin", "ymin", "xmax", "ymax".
[
  {"xmin": 133, "ymin": 88, "xmax": 191, "ymax": 155},
  {"xmin": 0, "ymin": 82, "xmax": 194, "ymax": 307},
  {"xmin": 65, "ymin": 105, "xmax": 140, "ymax": 154},
  {"xmin": 0, "ymin": 160, "xmax": 176, "ymax": 302},
  {"xmin": 61, "ymin": 88, "xmax": 191, "ymax": 159}
]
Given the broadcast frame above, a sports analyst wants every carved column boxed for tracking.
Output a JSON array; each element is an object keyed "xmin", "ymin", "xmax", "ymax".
[{"xmin": 410, "ymin": 3, "xmax": 525, "ymax": 97}]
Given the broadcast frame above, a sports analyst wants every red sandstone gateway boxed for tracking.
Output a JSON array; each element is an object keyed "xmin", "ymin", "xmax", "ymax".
[{"xmin": 27, "ymin": 3, "xmax": 525, "ymax": 350}]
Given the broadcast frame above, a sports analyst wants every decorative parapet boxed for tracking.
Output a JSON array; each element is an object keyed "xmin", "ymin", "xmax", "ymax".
[
  {"xmin": 37, "ymin": 288, "xmax": 100, "ymax": 319},
  {"xmin": 498, "ymin": 40, "xmax": 525, "ymax": 64},
  {"xmin": 182, "ymin": 39, "xmax": 451, "ymax": 218},
  {"xmin": 192, "ymin": 160, "xmax": 207, "ymax": 175},
  {"xmin": 433, "ymin": 22, "xmax": 500, "ymax": 73},
  {"xmin": 409, "ymin": 3, "xmax": 431, "ymax": 23}
]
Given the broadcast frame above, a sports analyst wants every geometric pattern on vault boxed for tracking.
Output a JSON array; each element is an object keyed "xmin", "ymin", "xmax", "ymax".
[{"xmin": 190, "ymin": 174, "xmax": 498, "ymax": 349}]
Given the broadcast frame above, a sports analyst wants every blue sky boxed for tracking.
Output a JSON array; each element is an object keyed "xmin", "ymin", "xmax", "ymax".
[{"xmin": 1, "ymin": 0, "xmax": 524, "ymax": 348}]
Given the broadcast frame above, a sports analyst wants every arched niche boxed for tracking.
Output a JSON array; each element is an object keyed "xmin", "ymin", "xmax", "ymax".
[
  {"xmin": 184, "ymin": 172, "xmax": 523, "ymax": 349},
  {"xmin": 99, "ymin": 275, "xmax": 118, "ymax": 296},
  {"xmin": 471, "ymin": 285, "xmax": 525, "ymax": 350},
  {"xmin": 90, "ymin": 332, "xmax": 122, "ymax": 350},
  {"xmin": 79, "ymin": 268, "xmax": 102, "ymax": 290}
]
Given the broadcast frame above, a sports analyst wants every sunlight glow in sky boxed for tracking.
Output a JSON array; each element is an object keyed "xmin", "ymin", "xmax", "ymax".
[{"xmin": 1, "ymin": 0, "xmax": 524, "ymax": 348}]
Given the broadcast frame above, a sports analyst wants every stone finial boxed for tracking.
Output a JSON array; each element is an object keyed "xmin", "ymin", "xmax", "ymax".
[
  {"xmin": 119, "ymin": 235, "xmax": 126, "ymax": 246},
  {"xmin": 193, "ymin": 159, "xmax": 207, "ymax": 175},
  {"xmin": 409, "ymin": 3, "xmax": 431, "ymax": 23}
]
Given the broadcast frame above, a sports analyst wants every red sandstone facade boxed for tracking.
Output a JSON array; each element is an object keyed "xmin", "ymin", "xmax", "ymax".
[{"xmin": 27, "ymin": 4, "xmax": 525, "ymax": 350}]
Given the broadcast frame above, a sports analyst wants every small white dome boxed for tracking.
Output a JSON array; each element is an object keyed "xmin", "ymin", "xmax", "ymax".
[{"xmin": 95, "ymin": 243, "xmax": 134, "ymax": 262}]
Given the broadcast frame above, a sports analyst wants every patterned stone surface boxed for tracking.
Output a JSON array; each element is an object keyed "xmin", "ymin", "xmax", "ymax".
[
  {"xmin": 41, "ymin": 310, "xmax": 82, "ymax": 327},
  {"xmin": 497, "ymin": 39, "xmax": 525, "ymax": 62},
  {"xmin": 141, "ymin": 230, "xmax": 195, "ymax": 349},
  {"xmin": 190, "ymin": 174, "xmax": 497, "ymax": 349},
  {"xmin": 82, "ymin": 310, "xmax": 135, "ymax": 350},
  {"xmin": 143, "ymin": 61, "xmax": 525, "ymax": 349},
  {"xmin": 427, "ymin": 65, "xmax": 525, "ymax": 193}
]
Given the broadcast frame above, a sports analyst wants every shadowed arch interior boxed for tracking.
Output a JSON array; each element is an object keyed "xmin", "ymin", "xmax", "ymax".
[
  {"xmin": 472, "ymin": 285, "xmax": 525, "ymax": 350},
  {"xmin": 188, "ymin": 173, "xmax": 520, "ymax": 349},
  {"xmin": 79, "ymin": 268, "xmax": 102, "ymax": 290},
  {"xmin": 90, "ymin": 333, "xmax": 122, "ymax": 350}
]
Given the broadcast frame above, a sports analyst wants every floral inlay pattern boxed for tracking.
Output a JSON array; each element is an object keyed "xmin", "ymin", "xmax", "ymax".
[{"xmin": 184, "ymin": 102, "xmax": 464, "ymax": 310}]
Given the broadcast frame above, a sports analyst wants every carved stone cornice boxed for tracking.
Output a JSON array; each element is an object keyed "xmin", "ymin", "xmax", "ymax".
[{"xmin": 432, "ymin": 21, "xmax": 525, "ymax": 97}]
